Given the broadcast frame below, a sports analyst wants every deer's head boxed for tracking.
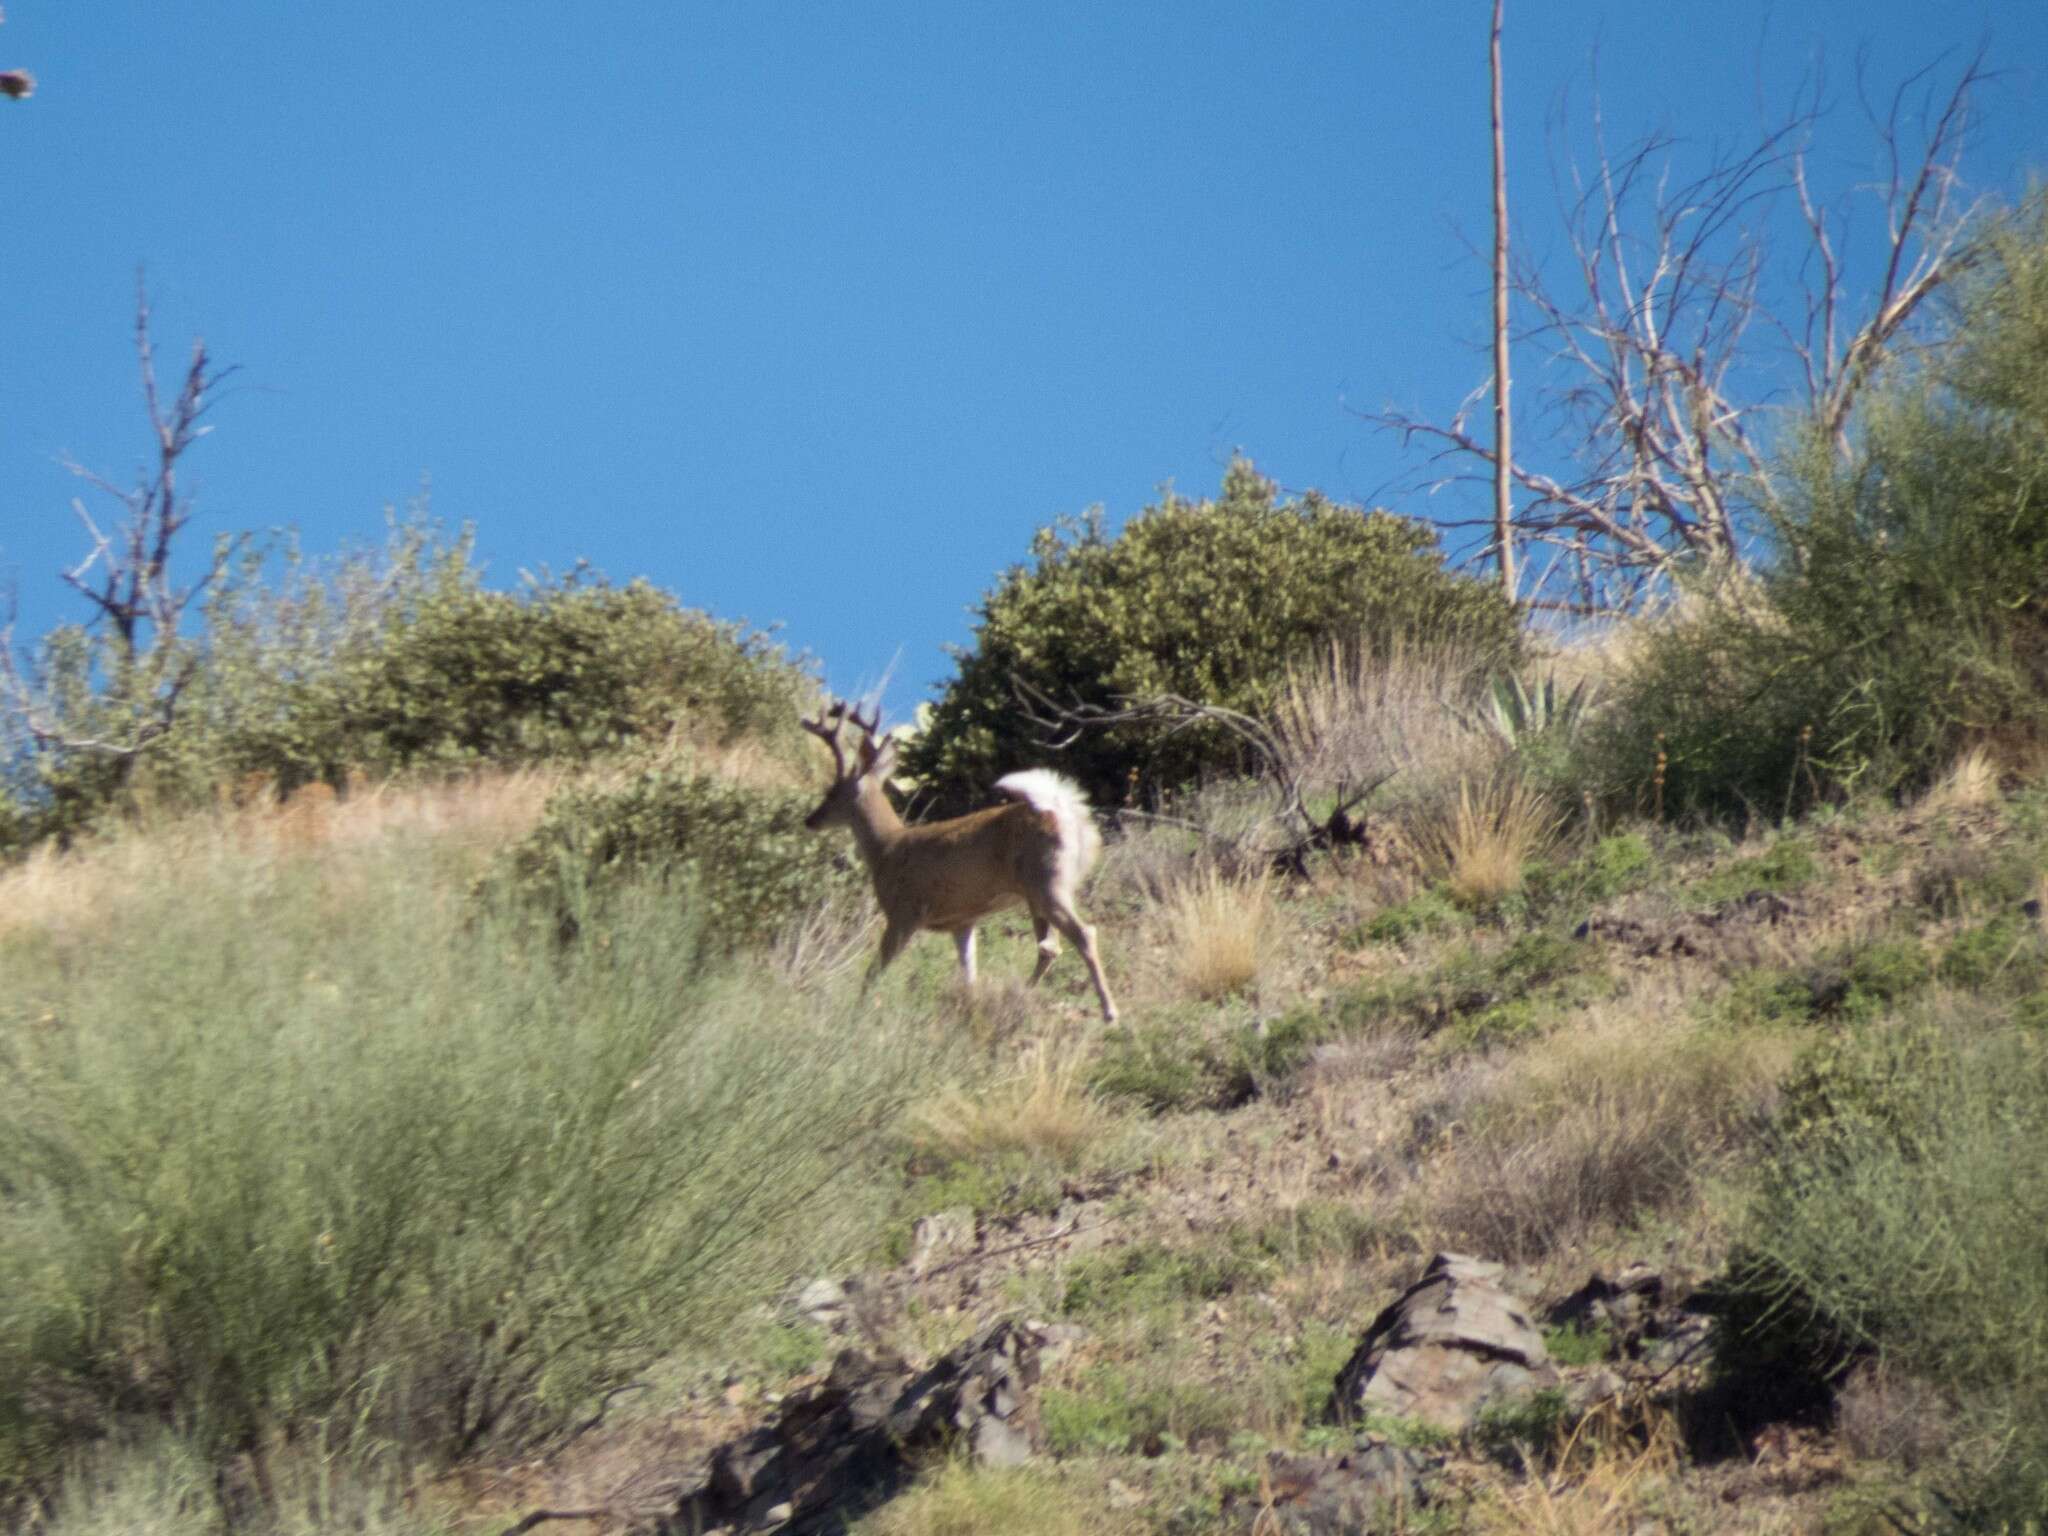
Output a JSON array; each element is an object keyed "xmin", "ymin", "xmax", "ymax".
[{"xmin": 801, "ymin": 700, "xmax": 898, "ymax": 830}]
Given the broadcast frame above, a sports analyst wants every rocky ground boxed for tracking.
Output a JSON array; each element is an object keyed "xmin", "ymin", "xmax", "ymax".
[{"xmin": 460, "ymin": 785, "xmax": 2041, "ymax": 1535}]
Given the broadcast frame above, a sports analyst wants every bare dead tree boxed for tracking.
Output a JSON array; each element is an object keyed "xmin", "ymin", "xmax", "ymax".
[
  {"xmin": 1489, "ymin": 0, "xmax": 1515, "ymax": 600},
  {"xmin": 1377, "ymin": 46, "xmax": 1991, "ymax": 612},
  {"xmin": 0, "ymin": 279, "xmax": 243, "ymax": 765},
  {"xmin": 1013, "ymin": 676, "xmax": 1391, "ymax": 877}
]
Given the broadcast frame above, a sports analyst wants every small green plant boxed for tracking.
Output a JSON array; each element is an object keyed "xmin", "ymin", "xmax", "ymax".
[
  {"xmin": 1527, "ymin": 830, "xmax": 1656, "ymax": 912},
  {"xmin": 1354, "ymin": 1412, "xmax": 1455, "ymax": 1451},
  {"xmin": 1040, "ymin": 1368, "xmax": 1238, "ymax": 1456},
  {"xmin": 1471, "ymin": 1388, "xmax": 1571, "ymax": 1466},
  {"xmin": 1941, "ymin": 914, "xmax": 2048, "ymax": 994},
  {"xmin": 748, "ymin": 1320, "xmax": 829, "ymax": 1380},
  {"xmin": 1542, "ymin": 1323, "xmax": 1614, "ymax": 1367}
]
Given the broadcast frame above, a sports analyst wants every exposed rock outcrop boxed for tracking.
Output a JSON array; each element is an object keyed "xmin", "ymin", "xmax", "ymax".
[{"xmin": 1328, "ymin": 1252, "xmax": 1558, "ymax": 1433}]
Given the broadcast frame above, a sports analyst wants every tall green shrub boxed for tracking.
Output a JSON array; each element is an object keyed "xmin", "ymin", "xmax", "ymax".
[
  {"xmin": 907, "ymin": 459, "xmax": 1519, "ymax": 806},
  {"xmin": 0, "ymin": 839, "xmax": 928, "ymax": 1498},
  {"xmin": 1586, "ymin": 198, "xmax": 2048, "ymax": 819},
  {"xmin": 1729, "ymin": 1007, "xmax": 2048, "ymax": 1524}
]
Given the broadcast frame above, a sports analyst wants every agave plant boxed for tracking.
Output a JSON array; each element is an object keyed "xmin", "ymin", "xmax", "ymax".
[{"xmin": 1472, "ymin": 671, "xmax": 1599, "ymax": 752}]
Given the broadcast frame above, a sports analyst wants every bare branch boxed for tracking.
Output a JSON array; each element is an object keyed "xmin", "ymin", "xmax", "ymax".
[{"xmin": 1373, "ymin": 47, "xmax": 1990, "ymax": 609}]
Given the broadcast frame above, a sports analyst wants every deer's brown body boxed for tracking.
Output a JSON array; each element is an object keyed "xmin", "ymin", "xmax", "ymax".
[{"xmin": 803, "ymin": 703, "xmax": 1117, "ymax": 1021}]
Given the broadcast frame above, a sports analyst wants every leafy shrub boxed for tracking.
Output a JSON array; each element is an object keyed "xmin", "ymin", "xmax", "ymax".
[
  {"xmin": 1061, "ymin": 1239, "xmax": 1269, "ymax": 1317},
  {"xmin": 496, "ymin": 766, "xmax": 857, "ymax": 948},
  {"xmin": 1040, "ymin": 1368, "xmax": 1239, "ymax": 1457},
  {"xmin": 907, "ymin": 458, "xmax": 1519, "ymax": 808},
  {"xmin": 10, "ymin": 516, "xmax": 814, "ymax": 846},
  {"xmin": 1720, "ymin": 935, "xmax": 1931, "ymax": 1029},
  {"xmin": 1942, "ymin": 913, "xmax": 2048, "ymax": 994},
  {"xmin": 1333, "ymin": 928, "xmax": 1605, "ymax": 1046},
  {"xmin": 1580, "ymin": 200, "xmax": 2048, "ymax": 820}
]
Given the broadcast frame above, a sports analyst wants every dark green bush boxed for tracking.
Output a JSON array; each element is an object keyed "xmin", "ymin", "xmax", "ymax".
[
  {"xmin": 497, "ymin": 767, "xmax": 856, "ymax": 950},
  {"xmin": 1581, "ymin": 199, "xmax": 2048, "ymax": 821},
  {"xmin": 907, "ymin": 458, "xmax": 1519, "ymax": 808}
]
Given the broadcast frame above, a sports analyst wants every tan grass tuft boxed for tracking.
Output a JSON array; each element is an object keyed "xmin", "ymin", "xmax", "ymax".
[
  {"xmin": 1160, "ymin": 865, "xmax": 1273, "ymax": 1000},
  {"xmin": 909, "ymin": 1038, "xmax": 1112, "ymax": 1167},
  {"xmin": 1423, "ymin": 772, "xmax": 1559, "ymax": 908},
  {"xmin": 1920, "ymin": 745, "xmax": 2001, "ymax": 813},
  {"xmin": 1470, "ymin": 1402, "xmax": 1695, "ymax": 1536}
]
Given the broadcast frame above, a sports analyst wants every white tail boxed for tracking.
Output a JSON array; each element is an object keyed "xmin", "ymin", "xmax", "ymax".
[{"xmin": 801, "ymin": 701, "xmax": 1117, "ymax": 1021}]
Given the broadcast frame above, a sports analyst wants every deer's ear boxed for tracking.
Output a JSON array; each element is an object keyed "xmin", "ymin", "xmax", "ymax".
[{"xmin": 870, "ymin": 735, "xmax": 900, "ymax": 781}]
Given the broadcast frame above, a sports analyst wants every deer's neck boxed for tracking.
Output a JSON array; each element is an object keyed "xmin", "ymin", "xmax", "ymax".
[{"xmin": 845, "ymin": 781, "xmax": 909, "ymax": 873}]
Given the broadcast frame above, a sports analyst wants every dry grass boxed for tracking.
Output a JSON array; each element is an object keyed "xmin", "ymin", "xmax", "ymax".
[
  {"xmin": 909, "ymin": 1037, "xmax": 1114, "ymax": 1167},
  {"xmin": 0, "ymin": 768, "xmax": 561, "ymax": 945},
  {"xmin": 1158, "ymin": 864, "xmax": 1273, "ymax": 1000},
  {"xmin": 1414, "ymin": 993, "xmax": 1797, "ymax": 1261},
  {"xmin": 1465, "ymin": 1404, "xmax": 1775, "ymax": 1536},
  {"xmin": 771, "ymin": 889, "xmax": 880, "ymax": 990},
  {"xmin": 1919, "ymin": 745, "xmax": 2002, "ymax": 813},
  {"xmin": 1270, "ymin": 636, "xmax": 1495, "ymax": 810},
  {"xmin": 1422, "ymin": 772, "xmax": 1560, "ymax": 908}
]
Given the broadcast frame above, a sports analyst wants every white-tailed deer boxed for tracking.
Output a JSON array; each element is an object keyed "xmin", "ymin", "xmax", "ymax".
[{"xmin": 802, "ymin": 700, "xmax": 1118, "ymax": 1022}]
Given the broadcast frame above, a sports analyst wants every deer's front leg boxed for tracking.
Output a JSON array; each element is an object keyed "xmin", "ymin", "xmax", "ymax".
[
  {"xmin": 954, "ymin": 927, "xmax": 978, "ymax": 987},
  {"xmin": 863, "ymin": 918, "xmax": 916, "ymax": 995}
]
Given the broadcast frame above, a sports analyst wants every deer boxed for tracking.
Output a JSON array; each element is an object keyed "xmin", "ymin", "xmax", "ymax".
[{"xmin": 801, "ymin": 700, "xmax": 1118, "ymax": 1022}]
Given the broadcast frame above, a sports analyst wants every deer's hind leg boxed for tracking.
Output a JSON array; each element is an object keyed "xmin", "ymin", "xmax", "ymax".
[
  {"xmin": 1043, "ymin": 895, "xmax": 1117, "ymax": 1024},
  {"xmin": 1026, "ymin": 908, "xmax": 1060, "ymax": 985},
  {"xmin": 954, "ymin": 926, "xmax": 979, "ymax": 987}
]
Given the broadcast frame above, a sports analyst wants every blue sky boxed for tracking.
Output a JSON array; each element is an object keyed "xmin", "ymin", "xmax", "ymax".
[{"xmin": 3, "ymin": 3, "xmax": 2045, "ymax": 715}]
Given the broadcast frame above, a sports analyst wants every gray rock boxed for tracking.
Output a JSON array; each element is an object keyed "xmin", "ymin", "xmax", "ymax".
[
  {"xmin": 908, "ymin": 1207, "xmax": 977, "ymax": 1277},
  {"xmin": 1329, "ymin": 1252, "xmax": 1559, "ymax": 1434},
  {"xmin": 794, "ymin": 1278, "xmax": 849, "ymax": 1331},
  {"xmin": 648, "ymin": 1318, "xmax": 1068, "ymax": 1534}
]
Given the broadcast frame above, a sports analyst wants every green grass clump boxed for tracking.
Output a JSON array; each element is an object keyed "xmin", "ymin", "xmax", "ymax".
[
  {"xmin": 0, "ymin": 840, "xmax": 930, "ymax": 1501},
  {"xmin": 1356, "ymin": 887, "xmax": 1468, "ymax": 946},
  {"xmin": 1941, "ymin": 913, "xmax": 2048, "ymax": 995},
  {"xmin": 1086, "ymin": 1009, "xmax": 1324, "ymax": 1114},
  {"xmin": 1685, "ymin": 839, "xmax": 1819, "ymax": 907},
  {"xmin": 1720, "ymin": 935, "xmax": 1931, "ymax": 1029},
  {"xmin": 1542, "ymin": 1324, "xmax": 1614, "ymax": 1367},
  {"xmin": 1061, "ymin": 1239, "xmax": 1269, "ymax": 1319},
  {"xmin": 1041, "ymin": 1367, "xmax": 1241, "ymax": 1457},
  {"xmin": 1332, "ymin": 929, "xmax": 1606, "ymax": 1048},
  {"xmin": 1526, "ymin": 831, "xmax": 1658, "ymax": 915},
  {"xmin": 1471, "ymin": 1388, "xmax": 1571, "ymax": 1467}
]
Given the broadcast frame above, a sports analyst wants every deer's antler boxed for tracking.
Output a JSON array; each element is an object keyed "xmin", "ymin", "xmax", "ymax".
[{"xmin": 801, "ymin": 700, "xmax": 853, "ymax": 779}]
